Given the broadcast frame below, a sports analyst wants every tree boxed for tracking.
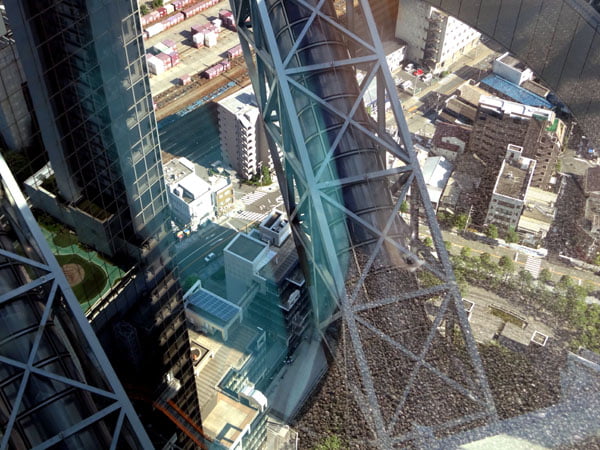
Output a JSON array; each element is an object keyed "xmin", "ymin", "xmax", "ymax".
[
  {"xmin": 479, "ymin": 252, "xmax": 492, "ymax": 267},
  {"xmin": 453, "ymin": 213, "xmax": 468, "ymax": 231},
  {"xmin": 400, "ymin": 201, "xmax": 409, "ymax": 213},
  {"xmin": 558, "ymin": 274, "xmax": 574, "ymax": 291},
  {"xmin": 460, "ymin": 246, "xmax": 471, "ymax": 259},
  {"xmin": 151, "ymin": 0, "xmax": 163, "ymax": 8},
  {"xmin": 486, "ymin": 224, "xmax": 499, "ymax": 240},
  {"xmin": 538, "ymin": 268, "xmax": 552, "ymax": 284},
  {"xmin": 594, "ymin": 253, "xmax": 600, "ymax": 266},
  {"xmin": 140, "ymin": 4, "xmax": 149, "ymax": 15},
  {"xmin": 261, "ymin": 164, "xmax": 272, "ymax": 185},
  {"xmin": 315, "ymin": 435, "xmax": 343, "ymax": 450},
  {"xmin": 423, "ymin": 236, "xmax": 433, "ymax": 248},
  {"xmin": 518, "ymin": 269, "xmax": 533, "ymax": 288},
  {"xmin": 444, "ymin": 240, "xmax": 452, "ymax": 252},
  {"xmin": 505, "ymin": 226, "xmax": 519, "ymax": 244},
  {"xmin": 498, "ymin": 255, "xmax": 515, "ymax": 280}
]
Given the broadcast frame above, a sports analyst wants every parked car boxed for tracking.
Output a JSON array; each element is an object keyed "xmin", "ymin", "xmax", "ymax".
[
  {"xmin": 401, "ymin": 80, "xmax": 413, "ymax": 91},
  {"xmin": 404, "ymin": 63, "xmax": 414, "ymax": 72},
  {"xmin": 422, "ymin": 73, "xmax": 433, "ymax": 82}
]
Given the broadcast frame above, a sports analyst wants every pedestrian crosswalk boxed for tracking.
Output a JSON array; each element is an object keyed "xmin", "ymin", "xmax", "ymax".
[
  {"xmin": 240, "ymin": 191, "xmax": 267, "ymax": 205},
  {"xmin": 524, "ymin": 256, "xmax": 542, "ymax": 279},
  {"xmin": 233, "ymin": 210, "xmax": 267, "ymax": 223}
]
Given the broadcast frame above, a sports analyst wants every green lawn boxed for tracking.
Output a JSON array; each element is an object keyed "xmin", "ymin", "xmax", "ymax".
[
  {"xmin": 52, "ymin": 231, "xmax": 78, "ymax": 248},
  {"xmin": 56, "ymin": 254, "xmax": 107, "ymax": 303}
]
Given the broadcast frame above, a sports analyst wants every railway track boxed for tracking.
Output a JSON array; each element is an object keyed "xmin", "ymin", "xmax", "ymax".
[{"xmin": 154, "ymin": 56, "xmax": 250, "ymax": 121}]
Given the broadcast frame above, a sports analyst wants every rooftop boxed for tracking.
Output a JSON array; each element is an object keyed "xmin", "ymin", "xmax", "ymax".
[
  {"xmin": 494, "ymin": 157, "xmax": 535, "ymax": 200},
  {"xmin": 586, "ymin": 166, "xmax": 600, "ymax": 193},
  {"xmin": 480, "ymin": 75, "xmax": 553, "ymax": 109},
  {"xmin": 521, "ymin": 79, "xmax": 551, "ymax": 99},
  {"xmin": 259, "ymin": 234, "xmax": 299, "ymax": 284},
  {"xmin": 497, "ymin": 53, "xmax": 527, "ymax": 70},
  {"xmin": 218, "ymin": 85, "xmax": 259, "ymax": 122},
  {"xmin": 226, "ymin": 233, "xmax": 268, "ymax": 262},
  {"xmin": 186, "ymin": 288, "xmax": 241, "ymax": 328},
  {"xmin": 456, "ymin": 82, "xmax": 490, "ymax": 107},
  {"xmin": 444, "ymin": 97, "xmax": 478, "ymax": 122},
  {"xmin": 164, "ymin": 157, "xmax": 194, "ymax": 186},
  {"xmin": 202, "ymin": 392, "xmax": 259, "ymax": 448},
  {"xmin": 431, "ymin": 122, "xmax": 471, "ymax": 153}
]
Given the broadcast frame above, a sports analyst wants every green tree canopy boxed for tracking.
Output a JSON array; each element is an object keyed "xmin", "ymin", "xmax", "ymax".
[
  {"xmin": 423, "ymin": 236, "xmax": 433, "ymax": 248},
  {"xmin": 505, "ymin": 227, "xmax": 519, "ymax": 244},
  {"xmin": 454, "ymin": 213, "xmax": 468, "ymax": 230},
  {"xmin": 498, "ymin": 255, "xmax": 514, "ymax": 273},
  {"xmin": 558, "ymin": 274, "xmax": 574, "ymax": 291},
  {"xmin": 486, "ymin": 224, "xmax": 499, "ymax": 239},
  {"xmin": 518, "ymin": 269, "xmax": 533, "ymax": 287},
  {"xmin": 538, "ymin": 268, "xmax": 552, "ymax": 284},
  {"xmin": 460, "ymin": 246, "xmax": 471, "ymax": 259}
]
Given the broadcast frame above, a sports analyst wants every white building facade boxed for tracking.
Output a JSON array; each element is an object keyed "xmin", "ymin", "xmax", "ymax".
[
  {"xmin": 395, "ymin": 0, "xmax": 480, "ymax": 73},
  {"xmin": 217, "ymin": 85, "xmax": 270, "ymax": 180},
  {"xmin": 486, "ymin": 145, "xmax": 536, "ymax": 230},
  {"xmin": 165, "ymin": 157, "xmax": 213, "ymax": 230}
]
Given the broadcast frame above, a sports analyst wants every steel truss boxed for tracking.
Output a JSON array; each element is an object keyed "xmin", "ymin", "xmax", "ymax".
[
  {"xmin": 0, "ymin": 155, "xmax": 152, "ymax": 449},
  {"xmin": 231, "ymin": 0, "xmax": 497, "ymax": 446}
]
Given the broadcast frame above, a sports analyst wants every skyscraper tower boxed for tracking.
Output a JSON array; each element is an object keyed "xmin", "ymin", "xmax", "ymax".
[
  {"xmin": 3, "ymin": 1, "xmax": 201, "ymax": 447},
  {"xmin": 0, "ymin": 153, "xmax": 153, "ymax": 449}
]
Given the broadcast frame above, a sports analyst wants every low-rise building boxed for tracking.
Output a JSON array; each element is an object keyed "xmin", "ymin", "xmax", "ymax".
[
  {"xmin": 383, "ymin": 39, "xmax": 407, "ymax": 71},
  {"xmin": 421, "ymin": 156, "xmax": 453, "ymax": 211},
  {"xmin": 492, "ymin": 52, "xmax": 533, "ymax": 86},
  {"xmin": 438, "ymin": 81, "xmax": 488, "ymax": 125},
  {"xmin": 583, "ymin": 166, "xmax": 600, "ymax": 237},
  {"xmin": 518, "ymin": 187, "xmax": 558, "ymax": 245},
  {"xmin": 224, "ymin": 210, "xmax": 312, "ymax": 354},
  {"xmin": 209, "ymin": 173, "xmax": 234, "ymax": 217},
  {"xmin": 485, "ymin": 145, "xmax": 536, "ymax": 230},
  {"xmin": 430, "ymin": 122, "xmax": 470, "ymax": 161},
  {"xmin": 164, "ymin": 157, "xmax": 213, "ymax": 230}
]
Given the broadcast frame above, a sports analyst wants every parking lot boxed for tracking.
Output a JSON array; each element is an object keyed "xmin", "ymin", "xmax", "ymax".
[{"xmin": 144, "ymin": 1, "xmax": 242, "ymax": 96}]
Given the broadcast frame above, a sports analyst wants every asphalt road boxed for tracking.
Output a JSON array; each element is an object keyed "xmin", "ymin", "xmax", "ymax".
[{"xmin": 175, "ymin": 221, "xmax": 236, "ymax": 280}]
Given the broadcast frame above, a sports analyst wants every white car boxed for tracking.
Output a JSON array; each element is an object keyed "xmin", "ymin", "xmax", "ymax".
[
  {"xmin": 401, "ymin": 80, "xmax": 413, "ymax": 91},
  {"xmin": 422, "ymin": 73, "xmax": 433, "ymax": 82},
  {"xmin": 403, "ymin": 63, "xmax": 414, "ymax": 72},
  {"xmin": 204, "ymin": 252, "xmax": 216, "ymax": 263}
]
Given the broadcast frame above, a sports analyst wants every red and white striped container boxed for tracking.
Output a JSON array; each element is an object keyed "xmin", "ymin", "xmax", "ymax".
[
  {"xmin": 219, "ymin": 59, "xmax": 231, "ymax": 71},
  {"xmin": 227, "ymin": 44, "xmax": 242, "ymax": 59},
  {"xmin": 156, "ymin": 52, "xmax": 172, "ymax": 70},
  {"xmin": 162, "ymin": 39, "xmax": 177, "ymax": 52}
]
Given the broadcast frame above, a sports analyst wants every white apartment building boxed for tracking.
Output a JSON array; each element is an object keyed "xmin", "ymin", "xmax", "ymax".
[
  {"xmin": 486, "ymin": 145, "xmax": 536, "ymax": 230},
  {"xmin": 164, "ymin": 157, "xmax": 213, "ymax": 231},
  {"xmin": 395, "ymin": 0, "xmax": 480, "ymax": 73},
  {"xmin": 217, "ymin": 85, "xmax": 269, "ymax": 180}
]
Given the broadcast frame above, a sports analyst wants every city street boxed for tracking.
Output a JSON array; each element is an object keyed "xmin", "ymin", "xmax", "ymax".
[
  {"xmin": 175, "ymin": 221, "xmax": 236, "ymax": 281},
  {"xmin": 433, "ymin": 227, "xmax": 600, "ymax": 289}
]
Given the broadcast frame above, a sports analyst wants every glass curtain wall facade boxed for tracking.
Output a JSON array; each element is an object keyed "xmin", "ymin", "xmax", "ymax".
[
  {"xmin": 3, "ymin": 0, "xmax": 201, "ymax": 447},
  {"xmin": 0, "ymin": 153, "xmax": 152, "ymax": 449}
]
